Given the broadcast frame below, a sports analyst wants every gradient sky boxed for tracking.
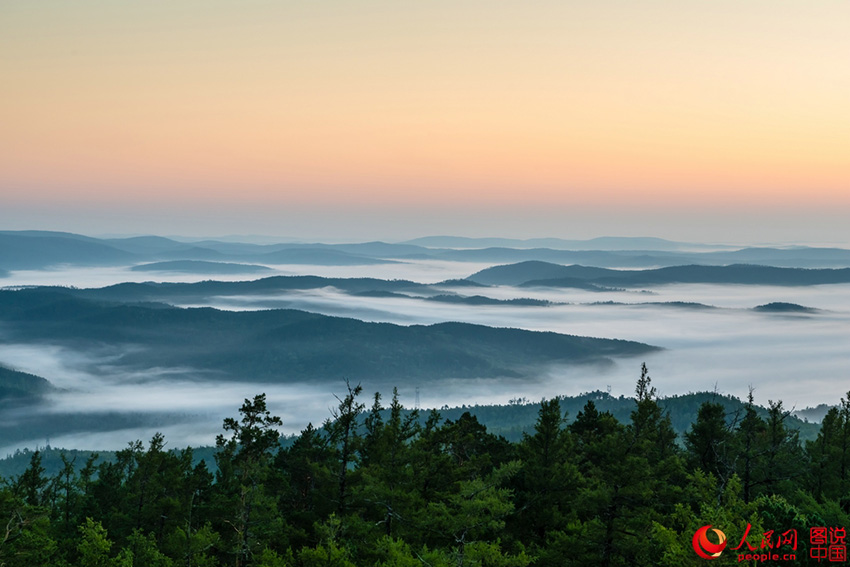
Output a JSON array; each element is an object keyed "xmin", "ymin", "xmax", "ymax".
[{"xmin": 2, "ymin": 1, "xmax": 849, "ymax": 242}]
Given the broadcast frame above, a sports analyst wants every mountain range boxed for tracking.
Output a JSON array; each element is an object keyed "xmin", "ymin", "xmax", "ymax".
[
  {"xmin": 4, "ymin": 231, "xmax": 850, "ymax": 272},
  {"xmin": 469, "ymin": 260, "xmax": 850, "ymax": 287},
  {"xmin": 0, "ymin": 288, "xmax": 657, "ymax": 387}
]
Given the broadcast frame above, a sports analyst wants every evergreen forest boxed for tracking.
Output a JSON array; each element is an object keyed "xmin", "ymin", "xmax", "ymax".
[{"xmin": 2, "ymin": 365, "xmax": 849, "ymax": 567}]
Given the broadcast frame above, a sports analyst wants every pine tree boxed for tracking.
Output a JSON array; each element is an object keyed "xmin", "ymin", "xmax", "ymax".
[
  {"xmin": 77, "ymin": 518, "xmax": 114, "ymax": 567},
  {"xmin": 510, "ymin": 398, "xmax": 579, "ymax": 548},
  {"xmin": 326, "ymin": 381, "xmax": 364, "ymax": 516},
  {"xmin": 564, "ymin": 364, "xmax": 684, "ymax": 567},
  {"xmin": 274, "ymin": 422, "xmax": 336, "ymax": 550},
  {"xmin": 215, "ymin": 393, "xmax": 283, "ymax": 567},
  {"xmin": 684, "ymin": 401, "xmax": 737, "ymax": 500},
  {"xmin": 806, "ymin": 393, "xmax": 850, "ymax": 501},
  {"xmin": 15, "ymin": 450, "xmax": 47, "ymax": 507},
  {"xmin": 356, "ymin": 388, "xmax": 421, "ymax": 540},
  {"xmin": 735, "ymin": 389, "xmax": 766, "ymax": 504}
]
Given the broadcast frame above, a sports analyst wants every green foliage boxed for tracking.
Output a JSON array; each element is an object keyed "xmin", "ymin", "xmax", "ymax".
[
  {"xmin": 685, "ymin": 401, "xmax": 737, "ymax": 496},
  {"xmin": 15, "ymin": 450, "xmax": 47, "ymax": 507},
  {"xmin": 806, "ymin": 393, "xmax": 850, "ymax": 502},
  {"xmin": 3, "ymin": 368, "xmax": 850, "ymax": 567},
  {"xmin": 356, "ymin": 388, "xmax": 421, "ymax": 541},
  {"xmin": 462, "ymin": 541, "xmax": 532, "ymax": 567},
  {"xmin": 426, "ymin": 461, "xmax": 520, "ymax": 548},
  {"xmin": 0, "ymin": 489, "xmax": 58, "ymax": 567},
  {"xmin": 163, "ymin": 522, "xmax": 221, "ymax": 567},
  {"xmin": 77, "ymin": 518, "xmax": 113, "ymax": 567},
  {"xmin": 256, "ymin": 546, "xmax": 295, "ymax": 567},
  {"xmin": 119, "ymin": 529, "xmax": 174, "ymax": 567},
  {"xmin": 650, "ymin": 472, "xmax": 762, "ymax": 567},
  {"xmin": 510, "ymin": 398, "xmax": 579, "ymax": 548},
  {"xmin": 214, "ymin": 394, "xmax": 283, "ymax": 566},
  {"xmin": 274, "ymin": 423, "xmax": 336, "ymax": 549},
  {"xmin": 297, "ymin": 515, "xmax": 356, "ymax": 567},
  {"xmin": 326, "ymin": 381, "xmax": 365, "ymax": 516}
]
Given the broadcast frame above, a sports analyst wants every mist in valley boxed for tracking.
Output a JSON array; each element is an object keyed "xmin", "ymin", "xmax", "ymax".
[
  {"xmin": 190, "ymin": 282, "xmax": 850, "ymax": 407},
  {"xmin": 2, "ymin": 258, "xmax": 849, "ymax": 456}
]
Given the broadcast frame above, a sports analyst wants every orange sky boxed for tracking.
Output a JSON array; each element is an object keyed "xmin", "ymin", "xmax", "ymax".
[{"xmin": 1, "ymin": 1, "xmax": 848, "ymax": 239}]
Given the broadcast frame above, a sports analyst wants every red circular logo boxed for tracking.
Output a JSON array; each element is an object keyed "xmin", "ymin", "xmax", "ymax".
[{"xmin": 693, "ymin": 525, "xmax": 727, "ymax": 559}]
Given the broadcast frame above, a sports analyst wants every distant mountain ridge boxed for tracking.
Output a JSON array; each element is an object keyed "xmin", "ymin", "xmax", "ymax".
[
  {"xmin": 4, "ymin": 230, "xmax": 850, "ymax": 271},
  {"xmin": 0, "ymin": 231, "xmax": 414, "ymax": 270},
  {"xmin": 65, "ymin": 275, "xmax": 433, "ymax": 303},
  {"xmin": 0, "ymin": 232, "xmax": 137, "ymax": 270},
  {"xmin": 753, "ymin": 302, "xmax": 818, "ymax": 313},
  {"xmin": 0, "ymin": 288, "xmax": 658, "ymax": 384},
  {"xmin": 468, "ymin": 261, "xmax": 615, "ymax": 286},
  {"xmin": 428, "ymin": 246, "xmax": 850, "ymax": 268},
  {"xmin": 130, "ymin": 260, "xmax": 274, "ymax": 274},
  {"xmin": 469, "ymin": 261, "xmax": 850, "ymax": 287},
  {"xmin": 0, "ymin": 366, "xmax": 54, "ymax": 401},
  {"xmin": 401, "ymin": 235, "xmax": 726, "ymax": 251}
]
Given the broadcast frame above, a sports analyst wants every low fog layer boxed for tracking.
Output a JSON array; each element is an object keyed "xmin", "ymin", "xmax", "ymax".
[
  {"xmin": 187, "ymin": 283, "xmax": 850, "ymax": 406},
  {"xmin": 2, "ymin": 262, "xmax": 849, "ymax": 454}
]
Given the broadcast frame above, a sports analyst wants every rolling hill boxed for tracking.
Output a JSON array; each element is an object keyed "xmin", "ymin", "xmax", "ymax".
[
  {"xmin": 0, "ymin": 289, "xmax": 659, "ymax": 384},
  {"xmin": 0, "ymin": 366, "xmax": 54, "ymax": 402},
  {"xmin": 130, "ymin": 260, "xmax": 273, "ymax": 274},
  {"xmin": 469, "ymin": 261, "xmax": 850, "ymax": 287}
]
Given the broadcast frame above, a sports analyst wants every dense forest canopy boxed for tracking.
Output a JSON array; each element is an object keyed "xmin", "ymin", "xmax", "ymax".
[{"xmin": 1, "ymin": 366, "xmax": 847, "ymax": 566}]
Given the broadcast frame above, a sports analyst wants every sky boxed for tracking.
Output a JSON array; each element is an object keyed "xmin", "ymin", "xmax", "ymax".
[{"xmin": 2, "ymin": 1, "xmax": 849, "ymax": 243}]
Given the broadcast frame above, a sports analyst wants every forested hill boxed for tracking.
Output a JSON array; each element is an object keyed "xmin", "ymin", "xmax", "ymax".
[
  {"xmin": 0, "ymin": 289, "xmax": 656, "ymax": 383},
  {"xmin": 0, "ymin": 366, "xmax": 54, "ymax": 401},
  {"xmin": 469, "ymin": 260, "xmax": 850, "ymax": 287},
  {"xmin": 129, "ymin": 260, "xmax": 274, "ymax": 274},
  {"xmin": 65, "ymin": 275, "xmax": 434, "ymax": 302},
  {"xmin": 6, "ymin": 230, "xmax": 850, "ymax": 272},
  {"xmin": 0, "ymin": 377, "xmax": 845, "ymax": 566},
  {"xmin": 0, "ymin": 389, "xmax": 821, "ymax": 478},
  {"xmin": 432, "ymin": 390, "xmax": 821, "ymax": 443}
]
